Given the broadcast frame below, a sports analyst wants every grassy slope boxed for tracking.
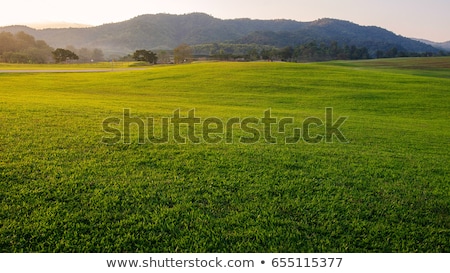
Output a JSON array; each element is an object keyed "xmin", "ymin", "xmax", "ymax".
[{"xmin": 0, "ymin": 58, "xmax": 449, "ymax": 252}]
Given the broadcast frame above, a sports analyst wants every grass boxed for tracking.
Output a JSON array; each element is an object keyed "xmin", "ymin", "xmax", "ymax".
[
  {"xmin": 329, "ymin": 56, "xmax": 450, "ymax": 79},
  {"xmin": 0, "ymin": 58, "xmax": 449, "ymax": 252}
]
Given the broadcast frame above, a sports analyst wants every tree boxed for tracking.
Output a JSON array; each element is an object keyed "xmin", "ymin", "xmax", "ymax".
[
  {"xmin": 91, "ymin": 48, "xmax": 105, "ymax": 62},
  {"xmin": 52, "ymin": 48, "xmax": 79, "ymax": 63},
  {"xmin": 260, "ymin": 48, "xmax": 272, "ymax": 61},
  {"xmin": 132, "ymin": 49, "xmax": 158, "ymax": 64},
  {"xmin": 376, "ymin": 50, "xmax": 384, "ymax": 59},
  {"xmin": 174, "ymin": 43, "xmax": 192, "ymax": 64},
  {"xmin": 15, "ymin": 31, "xmax": 36, "ymax": 51},
  {"xmin": 157, "ymin": 50, "xmax": 170, "ymax": 64},
  {"xmin": 278, "ymin": 46, "xmax": 294, "ymax": 61},
  {"xmin": 0, "ymin": 32, "xmax": 16, "ymax": 54},
  {"xmin": 246, "ymin": 47, "xmax": 260, "ymax": 61},
  {"xmin": 385, "ymin": 47, "xmax": 398, "ymax": 58},
  {"xmin": 78, "ymin": 47, "xmax": 91, "ymax": 62},
  {"xmin": 329, "ymin": 41, "xmax": 339, "ymax": 59},
  {"xmin": 0, "ymin": 31, "xmax": 54, "ymax": 63}
]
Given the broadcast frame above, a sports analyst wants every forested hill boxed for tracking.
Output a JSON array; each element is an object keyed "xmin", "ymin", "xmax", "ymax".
[
  {"xmin": 0, "ymin": 13, "xmax": 439, "ymax": 55},
  {"xmin": 235, "ymin": 18, "xmax": 439, "ymax": 54}
]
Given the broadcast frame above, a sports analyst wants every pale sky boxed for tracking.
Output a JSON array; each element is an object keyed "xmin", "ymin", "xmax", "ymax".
[{"xmin": 1, "ymin": 0, "xmax": 449, "ymax": 42}]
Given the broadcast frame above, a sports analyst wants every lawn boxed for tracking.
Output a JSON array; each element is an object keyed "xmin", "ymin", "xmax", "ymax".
[{"xmin": 0, "ymin": 58, "xmax": 449, "ymax": 252}]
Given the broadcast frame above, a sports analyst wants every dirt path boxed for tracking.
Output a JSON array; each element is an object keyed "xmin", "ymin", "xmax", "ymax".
[{"xmin": 0, "ymin": 68, "xmax": 147, "ymax": 73}]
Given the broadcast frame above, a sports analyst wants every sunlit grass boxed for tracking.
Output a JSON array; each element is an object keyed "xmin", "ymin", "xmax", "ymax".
[{"xmin": 0, "ymin": 58, "xmax": 449, "ymax": 252}]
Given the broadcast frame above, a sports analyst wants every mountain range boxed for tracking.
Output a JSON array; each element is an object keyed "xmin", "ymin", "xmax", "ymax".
[
  {"xmin": 0, "ymin": 13, "xmax": 443, "ymax": 56},
  {"xmin": 414, "ymin": 38, "xmax": 450, "ymax": 51}
]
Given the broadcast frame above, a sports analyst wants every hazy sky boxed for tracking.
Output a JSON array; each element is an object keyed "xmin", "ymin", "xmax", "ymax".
[{"xmin": 1, "ymin": 0, "xmax": 449, "ymax": 42}]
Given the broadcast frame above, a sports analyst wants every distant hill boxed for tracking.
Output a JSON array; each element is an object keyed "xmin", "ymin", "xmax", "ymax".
[
  {"xmin": 27, "ymin": 22, "xmax": 93, "ymax": 29},
  {"xmin": 0, "ymin": 13, "xmax": 439, "ymax": 56},
  {"xmin": 236, "ymin": 18, "xmax": 440, "ymax": 55},
  {"xmin": 414, "ymin": 38, "xmax": 450, "ymax": 51}
]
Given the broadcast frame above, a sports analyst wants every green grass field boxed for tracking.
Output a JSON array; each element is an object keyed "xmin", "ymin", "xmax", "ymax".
[{"xmin": 0, "ymin": 58, "xmax": 449, "ymax": 252}]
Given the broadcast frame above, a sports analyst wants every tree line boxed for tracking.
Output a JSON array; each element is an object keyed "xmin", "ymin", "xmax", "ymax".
[
  {"xmin": 0, "ymin": 31, "xmax": 104, "ymax": 64},
  {"xmin": 126, "ymin": 41, "xmax": 449, "ymax": 65},
  {"xmin": 192, "ymin": 41, "xmax": 448, "ymax": 62},
  {"xmin": 0, "ymin": 31, "xmax": 53, "ymax": 63},
  {"xmin": 2, "ymin": 31, "xmax": 448, "ymax": 64},
  {"xmin": 126, "ymin": 43, "xmax": 193, "ymax": 64}
]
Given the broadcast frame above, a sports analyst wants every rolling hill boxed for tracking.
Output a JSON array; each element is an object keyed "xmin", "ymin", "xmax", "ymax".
[{"xmin": 0, "ymin": 13, "xmax": 440, "ymax": 56}]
